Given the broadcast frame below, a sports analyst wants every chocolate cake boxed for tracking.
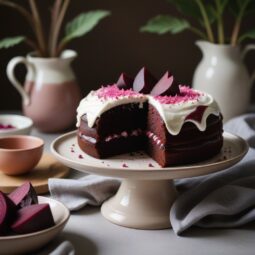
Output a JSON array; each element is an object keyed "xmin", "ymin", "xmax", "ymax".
[{"xmin": 76, "ymin": 67, "xmax": 223, "ymax": 167}]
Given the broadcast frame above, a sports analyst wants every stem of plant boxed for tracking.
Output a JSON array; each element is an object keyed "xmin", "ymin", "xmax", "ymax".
[
  {"xmin": 29, "ymin": 0, "xmax": 47, "ymax": 57},
  {"xmin": 195, "ymin": 0, "xmax": 215, "ymax": 43},
  {"xmin": 215, "ymin": 0, "xmax": 224, "ymax": 44},
  {"xmin": 50, "ymin": 0, "xmax": 70, "ymax": 57},
  {"xmin": 189, "ymin": 27, "xmax": 207, "ymax": 40},
  {"xmin": 48, "ymin": 0, "xmax": 63, "ymax": 57},
  {"xmin": 0, "ymin": 1, "xmax": 35, "ymax": 36},
  {"xmin": 231, "ymin": 0, "xmax": 250, "ymax": 46}
]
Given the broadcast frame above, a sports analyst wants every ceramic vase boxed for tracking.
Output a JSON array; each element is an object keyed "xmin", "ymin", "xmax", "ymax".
[
  {"xmin": 7, "ymin": 50, "xmax": 81, "ymax": 133},
  {"xmin": 193, "ymin": 41, "xmax": 255, "ymax": 121}
]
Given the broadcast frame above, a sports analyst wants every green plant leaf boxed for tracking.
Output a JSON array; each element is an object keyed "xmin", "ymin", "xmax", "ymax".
[
  {"xmin": 239, "ymin": 28, "xmax": 255, "ymax": 43},
  {"xmin": 141, "ymin": 15, "xmax": 190, "ymax": 35},
  {"xmin": 63, "ymin": 10, "xmax": 110, "ymax": 43},
  {"xmin": 0, "ymin": 36, "xmax": 25, "ymax": 49}
]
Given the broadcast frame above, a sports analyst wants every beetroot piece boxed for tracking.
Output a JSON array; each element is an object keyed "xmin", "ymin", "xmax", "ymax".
[
  {"xmin": 116, "ymin": 73, "xmax": 134, "ymax": 90},
  {"xmin": 150, "ymin": 71, "xmax": 180, "ymax": 96},
  {"xmin": 0, "ymin": 192, "xmax": 17, "ymax": 235},
  {"xmin": 133, "ymin": 67, "xmax": 157, "ymax": 94},
  {"xmin": 8, "ymin": 182, "xmax": 38, "ymax": 208},
  {"xmin": 11, "ymin": 204, "xmax": 55, "ymax": 234}
]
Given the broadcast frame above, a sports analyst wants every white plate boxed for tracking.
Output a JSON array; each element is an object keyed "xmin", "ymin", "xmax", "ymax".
[
  {"xmin": 0, "ymin": 115, "xmax": 33, "ymax": 137},
  {"xmin": 0, "ymin": 196, "xmax": 70, "ymax": 255},
  {"xmin": 51, "ymin": 131, "xmax": 248, "ymax": 180}
]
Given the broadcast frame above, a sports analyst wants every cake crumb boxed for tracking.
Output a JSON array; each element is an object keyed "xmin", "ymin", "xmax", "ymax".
[
  {"xmin": 148, "ymin": 163, "xmax": 154, "ymax": 167},
  {"xmin": 72, "ymin": 144, "xmax": 75, "ymax": 147},
  {"xmin": 122, "ymin": 163, "xmax": 128, "ymax": 168},
  {"xmin": 78, "ymin": 154, "xmax": 84, "ymax": 159}
]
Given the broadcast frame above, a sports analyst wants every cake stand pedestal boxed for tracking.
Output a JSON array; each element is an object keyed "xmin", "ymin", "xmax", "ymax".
[
  {"xmin": 102, "ymin": 180, "xmax": 177, "ymax": 229},
  {"xmin": 51, "ymin": 131, "xmax": 248, "ymax": 230}
]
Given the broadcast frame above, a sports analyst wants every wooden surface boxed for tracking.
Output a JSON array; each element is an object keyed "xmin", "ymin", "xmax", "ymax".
[{"xmin": 0, "ymin": 153, "xmax": 69, "ymax": 194}]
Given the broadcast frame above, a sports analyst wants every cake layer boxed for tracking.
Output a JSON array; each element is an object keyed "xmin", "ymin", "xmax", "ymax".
[
  {"xmin": 146, "ymin": 135, "xmax": 223, "ymax": 167},
  {"xmin": 78, "ymin": 131, "xmax": 146, "ymax": 158},
  {"xmin": 79, "ymin": 103, "xmax": 147, "ymax": 139}
]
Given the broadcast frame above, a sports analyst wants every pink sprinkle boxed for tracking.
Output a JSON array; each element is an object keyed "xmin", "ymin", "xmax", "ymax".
[
  {"xmin": 78, "ymin": 154, "xmax": 84, "ymax": 159},
  {"xmin": 122, "ymin": 163, "xmax": 128, "ymax": 168},
  {"xmin": 148, "ymin": 163, "xmax": 154, "ymax": 167},
  {"xmin": 154, "ymin": 86, "xmax": 200, "ymax": 104},
  {"xmin": 0, "ymin": 123, "xmax": 16, "ymax": 130},
  {"xmin": 96, "ymin": 84, "xmax": 141, "ymax": 99}
]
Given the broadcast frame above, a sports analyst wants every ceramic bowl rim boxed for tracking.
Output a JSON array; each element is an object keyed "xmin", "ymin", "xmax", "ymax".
[
  {"xmin": 0, "ymin": 115, "xmax": 33, "ymax": 134},
  {"xmin": 0, "ymin": 135, "xmax": 44, "ymax": 152},
  {"xmin": 0, "ymin": 196, "xmax": 70, "ymax": 240}
]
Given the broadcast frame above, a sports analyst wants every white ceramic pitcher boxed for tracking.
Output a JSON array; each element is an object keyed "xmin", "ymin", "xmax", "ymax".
[
  {"xmin": 193, "ymin": 41, "xmax": 255, "ymax": 121},
  {"xmin": 6, "ymin": 50, "xmax": 81, "ymax": 132}
]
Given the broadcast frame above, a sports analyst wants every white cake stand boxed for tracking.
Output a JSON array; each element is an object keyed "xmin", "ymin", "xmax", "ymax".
[{"xmin": 51, "ymin": 131, "xmax": 248, "ymax": 230}]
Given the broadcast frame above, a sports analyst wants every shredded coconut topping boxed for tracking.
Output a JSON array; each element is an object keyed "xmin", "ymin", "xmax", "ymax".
[
  {"xmin": 154, "ymin": 86, "xmax": 201, "ymax": 104},
  {"xmin": 96, "ymin": 85, "xmax": 141, "ymax": 99}
]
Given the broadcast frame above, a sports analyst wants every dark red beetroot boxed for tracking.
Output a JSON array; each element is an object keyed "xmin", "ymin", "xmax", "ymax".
[
  {"xmin": 150, "ymin": 71, "xmax": 180, "ymax": 96},
  {"xmin": 116, "ymin": 73, "xmax": 134, "ymax": 90},
  {"xmin": 0, "ymin": 192, "xmax": 17, "ymax": 235},
  {"xmin": 11, "ymin": 204, "xmax": 55, "ymax": 234},
  {"xmin": 8, "ymin": 182, "xmax": 38, "ymax": 208},
  {"xmin": 133, "ymin": 67, "xmax": 157, "ymax": 94}
]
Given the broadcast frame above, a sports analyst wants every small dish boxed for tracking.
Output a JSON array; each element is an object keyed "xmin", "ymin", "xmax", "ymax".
[
  {"xmin": 0, "ymin": 115, "xmax": 33, "ymax": 138},
  {"xmin": 0, "ymin": 196, "xmax": 70, "ymax": 255},
  {"xmin": 0, "ymin": 136, "xmax": 44, "ymax": 175}
]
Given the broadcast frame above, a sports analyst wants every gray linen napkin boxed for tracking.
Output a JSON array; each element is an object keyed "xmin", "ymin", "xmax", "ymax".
[
  {"xmin": 49, "ymin": 175, "xmax": 120, "ymax": 211},
  {"xmin": 49, "ymin": 114, "xmax": 255, "ymax": 235},
  {"xmin": 171, "ymin": 114, "xmax": 255, "ymax": 235}
]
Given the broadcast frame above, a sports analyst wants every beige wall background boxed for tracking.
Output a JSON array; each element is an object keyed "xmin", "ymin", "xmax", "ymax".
[{"xmin": 0, "ymin": 0, "xmax": 254, "ymax": 110}]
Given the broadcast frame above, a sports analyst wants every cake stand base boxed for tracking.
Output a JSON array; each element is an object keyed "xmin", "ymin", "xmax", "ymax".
[{"xmin": 101, "ymin": 180, "xmax": 177, "ymax": 229}]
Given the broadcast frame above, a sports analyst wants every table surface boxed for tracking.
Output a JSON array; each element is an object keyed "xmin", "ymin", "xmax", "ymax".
[{"xmin": 30, "ymin": 129, "xmax": 255, "ymax": 255}]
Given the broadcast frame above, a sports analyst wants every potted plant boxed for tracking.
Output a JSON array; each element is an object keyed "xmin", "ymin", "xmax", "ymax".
[
  {"xmin": 0, "ymin": 0, "xmax": 110, "ymax": 132},
  {"xmin": 141, "ymin": 0, "xmax": 255, "ymax": 121}
]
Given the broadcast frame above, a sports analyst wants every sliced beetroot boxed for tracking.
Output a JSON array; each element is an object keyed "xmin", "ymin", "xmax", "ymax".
[
  {"xmin": 150, "ymin": 71, "xmax": 180, "ymax": 96},
  {"xmin": 0, "ymin": 192, "xmax": 17, "ymax": 235},
  {"xmin": 116, "ymin": 73, "xmax": 134, "ymax": 90},
  {"xmin": 11, "ymin": 204, "xmax": 55, "ymax": 234},
  {"xmin": 133, "ymin": 67, "xmax": 157, "ymax": 94},
  {"xmin": 8, "ymin": 182, "xmax": 38, "ymax": 208}
]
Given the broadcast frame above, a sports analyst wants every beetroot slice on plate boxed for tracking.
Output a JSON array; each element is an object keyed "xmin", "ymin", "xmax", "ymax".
[
  {"xmin": 133, "ymin": 67, "xmax": 157, "ymax": 94},
  {"xmin": 11, "ymin": 203, "xmax": 55, "ymax": 234},
  {"xmin": 150, "ymin": 71, "xmax": 180, "ymax": 96},
  {"xmin": 116, "ymin": 73, "xmax": 134, "ymax": 90},
  {"xmin": 0, "ymin": 192, "xmax": 17, "ymax": 235},
  {"xmin": 8, "ymin": 182, "xmax": 38, "ymax": 208}
]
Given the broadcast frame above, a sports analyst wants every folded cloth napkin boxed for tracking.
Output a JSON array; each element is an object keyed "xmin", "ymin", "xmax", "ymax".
[
  {"xmin": 49, "ymin": 114, "xmax": 255, "ymax": 235},
  {"xmin": 49, "ymin": 175, "xmax": 120, "ymax": 211},
  {"xmin": 171, "ymin": 114, "xmax": 255, "ymax": 235}
]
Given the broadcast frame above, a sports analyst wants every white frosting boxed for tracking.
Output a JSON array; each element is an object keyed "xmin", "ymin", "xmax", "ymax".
[
  {"xmin": 148, "ymin": 93, "xmax": 220, "ymax": 135},
  {"xmin": 76, "ymin": 91, "xmax": 147, "ymax": 128},
  {"xmin": 76, "ymin": 88, "xmax": 221, "ymax": 136}
]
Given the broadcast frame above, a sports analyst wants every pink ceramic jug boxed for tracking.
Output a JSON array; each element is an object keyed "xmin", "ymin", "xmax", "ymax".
[{"xmin": 7, "ymin": 50, "xmax": 81, "ymax": 133}]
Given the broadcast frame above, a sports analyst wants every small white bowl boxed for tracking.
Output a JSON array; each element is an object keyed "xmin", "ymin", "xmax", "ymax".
[
  {"xmin": 0, "ymin": 115, "xmax": 33, "ymax": 137},
  {"xmin": 0, "ymin": 196, "xmax": 70, "ymax": 255}
]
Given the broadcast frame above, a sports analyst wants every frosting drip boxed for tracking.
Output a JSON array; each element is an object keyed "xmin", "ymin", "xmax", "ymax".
[
  {"xmin": 76, "ymin": 86, "xmax": 147, "ymax": 128},
  {"xmin": 77, "ymin": 85, "xmax": 221, "ymax": 135}
]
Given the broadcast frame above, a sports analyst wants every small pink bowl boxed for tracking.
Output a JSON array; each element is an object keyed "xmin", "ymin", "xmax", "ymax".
[{"xmin": 0, "ymin": 136, "xmax": 44, "ymax": 175}]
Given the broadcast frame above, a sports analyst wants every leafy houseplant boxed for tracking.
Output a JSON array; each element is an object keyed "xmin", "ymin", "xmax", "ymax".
[
  {"xmin": 1, "ymin": 0, "xmax": 111, "ymax": 133},
  {"xmin": 141, "ymin": 0, "xmax": 255, "ymax": 45},
  {"xmin": 141, "ymin": 0, "xmax": 255, "ymax": 121},
  {"xmin": 0, "ymin": 0, "xmax": 110, "ymax": 57}
]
